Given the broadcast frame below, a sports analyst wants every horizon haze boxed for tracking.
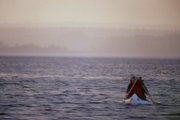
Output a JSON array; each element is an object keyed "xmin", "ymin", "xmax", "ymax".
[
  {"xmin": 0, "ymin": 27, "xmax": 180, "ymax": 58},
  {"xmin": 0, "ymin": 0, "xmax": 180, "ymax": 58}
]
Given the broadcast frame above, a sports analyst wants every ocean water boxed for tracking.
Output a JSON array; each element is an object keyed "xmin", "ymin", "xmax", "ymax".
[{"xmin": 0, "ymin": 56, "xmax": 179, "ymax": 120}]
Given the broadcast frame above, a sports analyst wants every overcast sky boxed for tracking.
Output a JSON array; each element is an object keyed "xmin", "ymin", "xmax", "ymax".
[
  {"xmin": 0, "ymin": 0, "xmax": 180, "ymax": 58},
  {"xmin": 0, "ymin": 0, "xmax": 180, "ymax": 28}
]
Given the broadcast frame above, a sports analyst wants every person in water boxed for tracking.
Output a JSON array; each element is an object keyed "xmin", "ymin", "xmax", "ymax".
[{"xmin": 126, "ymin": 76, "xmax": 149, "ymax": 100}]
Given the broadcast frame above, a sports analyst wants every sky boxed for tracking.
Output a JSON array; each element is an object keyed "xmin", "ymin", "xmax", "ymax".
[
  {"xmin": 0, "ymin": 0, "xmax": 180, "ymax": 58},
  {"xmin": 0, "ymin": 0, "xmax": 180, "ymax": 28}
]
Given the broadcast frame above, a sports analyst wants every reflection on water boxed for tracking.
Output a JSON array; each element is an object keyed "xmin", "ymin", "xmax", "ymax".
[{"xmin": 0, "ymin": 56, "xmax": 180, "ymax": 120}]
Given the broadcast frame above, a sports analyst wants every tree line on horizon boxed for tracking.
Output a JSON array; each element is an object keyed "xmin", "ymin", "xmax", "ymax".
[{"xmin": 0, "ymin": 41, "xmax": 68, "ymax": 55}]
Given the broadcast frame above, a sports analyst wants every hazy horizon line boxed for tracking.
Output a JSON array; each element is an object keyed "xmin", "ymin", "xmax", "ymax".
[
  {"xmin": 0, "ymin": 26, "xmax": 179, "ymax": 59},
  {"xmin": 0, "ymin": 40, "xmax": 180, "ymax": 60},
  {"xmin": 0, "ymin": 25, "xmax": 180, "ymax": 32},
  {"xmin": 0, "ymin": 53, "xmax": 180, "ymax": 60}
]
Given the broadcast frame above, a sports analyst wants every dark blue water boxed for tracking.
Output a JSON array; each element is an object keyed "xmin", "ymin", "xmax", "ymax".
[{"xmin": 0, "ymin": 56, "xmax": 180, "ymax": 120}]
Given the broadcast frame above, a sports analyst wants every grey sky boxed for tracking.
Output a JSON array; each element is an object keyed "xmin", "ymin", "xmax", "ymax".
[
  {"xmin": 0, "ymin": 0, "xmax": 180, "ymax": 58},
  {"xmin": 0, "ymin": 0, "xmax": 180, "ymax": 29}
]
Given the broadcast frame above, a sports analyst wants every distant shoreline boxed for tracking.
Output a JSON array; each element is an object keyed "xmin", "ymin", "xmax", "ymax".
[{"xmin": 0, "ymin": 54, "xmax": 179, "ymax": 60}]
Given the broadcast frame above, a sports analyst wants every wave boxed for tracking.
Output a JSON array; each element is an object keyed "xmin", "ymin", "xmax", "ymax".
[{"xmin": 0, "ymin": 73, "xmax": 124, "ymax": 81}]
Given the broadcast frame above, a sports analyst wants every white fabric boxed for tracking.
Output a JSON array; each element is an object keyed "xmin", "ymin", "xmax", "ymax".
[{"xmin": 124, "ymin": 94, "xmax": 149, "ymax": 105}]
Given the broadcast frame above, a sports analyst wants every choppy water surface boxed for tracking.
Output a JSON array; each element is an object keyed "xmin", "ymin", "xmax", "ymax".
[{"xmin": 0, "ymin": 56, "xmax": 180, "ymax": 120}]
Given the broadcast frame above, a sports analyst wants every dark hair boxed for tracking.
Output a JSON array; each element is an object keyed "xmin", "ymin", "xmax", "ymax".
[{"xmin": 131, "ymin": 76, "xmax": 135, "ymax": 80}]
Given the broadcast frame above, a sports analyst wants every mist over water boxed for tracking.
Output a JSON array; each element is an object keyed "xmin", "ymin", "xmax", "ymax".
[
  {"xmin": 0, "ymin": 56, "xmax": 180, "ymax": 120},
  {"xmin": 0, "ymin": 27, "xmax": 180, "ymax": 58}
]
